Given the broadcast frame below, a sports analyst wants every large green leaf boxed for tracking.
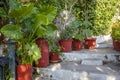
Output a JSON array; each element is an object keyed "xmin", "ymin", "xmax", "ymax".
[
  {"xmin": 46, "ymin": 24, "xmax": 58, "ymax": 36},
  {"xmin": 9, "ymin": 4, "xmax": 34, "ymax": 21},
  {"xmin": 25, "ymin": 43, "xmax": 41, "ymax": 63},
  {"xmin": 34, "ymin": 14, "xmax": 48, "ymax": 27},
  {"xmin": 38, "ymin": 5, "xmax": 57, "ymax": 24},
  {"xmin": 0, "ymin": 24, "xmax": 23, "ymax": 39},
  {"xmin": 36, "ymin": 25, "xmax": 47, "ymax": 37}
]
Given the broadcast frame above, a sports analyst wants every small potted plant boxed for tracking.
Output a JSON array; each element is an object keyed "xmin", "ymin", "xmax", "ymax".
[
  {"xmin": 73, "ymin": 30, "xmax": 84, "ymax": 51},
  {"xmin": 59, "ymin": 26, "xmax": 76, "ymax": 52},
  {"xmin": 46, "ymin": 31, "xmax": 62, "ymax": 63},
  {"xmin": 83, "ymin": 29, "xmax": 96, "ymax": 49},
  {"xmin": 111, "ymin": 19, "xmax": 120, "ymax": 51},
  {"xmin": 72, "ymin": 20, "xmax": 84, "ymax": 51}
]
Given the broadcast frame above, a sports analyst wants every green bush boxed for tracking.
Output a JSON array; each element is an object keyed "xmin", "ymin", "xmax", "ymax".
[
  {"xmin": 111, "ymin": 20, "xmax": 120, "ymax": 40},
  {"xmin": 73, "ymin": 0, "xmax": 120, "ymax": 36}
]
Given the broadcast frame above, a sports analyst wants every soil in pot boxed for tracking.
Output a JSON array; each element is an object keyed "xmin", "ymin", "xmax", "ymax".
[
  {"xmin": 16, "ymin": 64, "xmax": 32, "ymax": 80},
  {"xmin": 59, "ymin": 40, "xmax": 72, "ymax": 52},
  {"xmin": 85, "ymin": 38, "xmax": 96, "ymax": 50},
  {"xmin": 72, "ymin": 39, "xmax": 83, "ymax": 51}
]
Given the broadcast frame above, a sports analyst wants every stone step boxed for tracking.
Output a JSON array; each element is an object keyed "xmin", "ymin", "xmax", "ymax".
[
  {"xmin": 81, "ymin": 58, "xmax": 103, "ymax": 65},
  {"xmin": 34, "ymin": 62, "xmax": 120, "ymax": 80},
  {"xmin": 96, "ymin": 42, "xmax": 113, "ymax": 48},
  {"xmin": 61, "ymin": 48, "xmax": 120, "ymax": 62}
]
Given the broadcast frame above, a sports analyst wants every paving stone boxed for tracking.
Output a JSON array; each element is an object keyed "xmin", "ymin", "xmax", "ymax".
[{"xmin": 81, "ymin": 59, "xmax": 103, "ymax": 65}]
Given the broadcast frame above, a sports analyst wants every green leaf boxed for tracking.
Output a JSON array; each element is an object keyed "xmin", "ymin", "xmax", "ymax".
[
  {"xmin": 25, "ymin": 43, "xmax": 41, "ymax": 63},
  {"xmin": 46, "ymin": 24, "xmax": 58, "ymax": 36},
  {"xmin": 0, "ymin": 24, "xmax": 23, "ymax": 39},
  {"xmin": 38, "ymin": 5, "xmax": 57, "ymax": 24},
  {"xmin": 36, "ymin": 25, "xmax": 47, "ymax": 37},
  {"xmin": 34, "ymin": 14, "xmax": 48, "ymax": 27},
  {"xmin": 9, "ymin": 4, "xmax": 34, "ymax": 21},
  {"xmin": 0, "ymin": 7, "xmax": 7, "ymax": 18}
]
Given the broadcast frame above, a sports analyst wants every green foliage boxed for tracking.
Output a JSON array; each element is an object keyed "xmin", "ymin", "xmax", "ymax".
[
  {"xmin": 70, "ymin": 20, "xmax": 85, "ymax": 40},
  {"xmin": 111, "ymin": 20, "xmax": 120, "ymax": 40},
  {"xmin": 46, "ymin": 31, "xmax": 62, "ymax": 55},
  {"xmin": 60, "ymin": 26, "xmax": 76, "ymax": 40},
  {"xmin": 0, "ymin": 7, "xmax": 7, "ymax": 18},
  {"xmin": 73, "ymin": 0, "xmax": 120, "ymax": 36},
  {"xmin": 0, "ymin": 24, "xmax": 23, "ymax": 39},
  {"xmin": 83, "ymin": 29, "xmax": 93, "ymax": 38},
  {"xmin": 0, "ymin": 3, "xmax": 57, "ymax": 64},
  {"xmin": 47, "ymin": 37, "xmax": 60, "ymax": 53}
]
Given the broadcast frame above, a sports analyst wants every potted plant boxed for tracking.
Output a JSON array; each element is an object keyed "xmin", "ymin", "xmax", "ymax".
[
  {"xmin": 73, "ymin": 30, "xmax": 84, "ymax": 51},
  {"xmin": 71, "ymin": 20, "xmax": 84, "ymax": 51},
  {"xmin": 59, "ymin": 26, "xmax": 76, "ymax": 52},
  {"xmin": 33, "ymin": 5, "xmax": 57, "ymax": 67},
  {"xmin": 0, "ymin": 3, "xmax": 57, "ymax": 80},
  {"xmin": 47, "ymin": 35, "xmax": 62, "ymax": 63},
  {"xmin": 111, "ymin": 19, "xmax": 120, "ymax": 51},
  {"xmin": 83, "ymin": 29, "xmax": 96, "ymax": 49}
]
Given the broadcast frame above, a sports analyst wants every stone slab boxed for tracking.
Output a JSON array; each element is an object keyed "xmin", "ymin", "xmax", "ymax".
[
  {"xmin": 81, "ymin": 59, "xmax": 103, "ymax": 65},
  {"xmin": 34, "ymin": 62, "xmax": 120, "ymax": 80},
  {"xmin": 61, "ymin": 48, "xmax": 120, "ymax": 62}
]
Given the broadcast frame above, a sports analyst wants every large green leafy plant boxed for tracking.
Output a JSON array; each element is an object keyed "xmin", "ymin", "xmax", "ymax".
[{"xmin": 0, "ymin": 3, "xmax": 57, "ymax": 65}]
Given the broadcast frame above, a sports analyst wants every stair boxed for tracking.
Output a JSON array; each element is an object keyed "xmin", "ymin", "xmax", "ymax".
[
  {"xmin": 33, "ymin": 41, "xmax": 120, "ymax": 80},
  {"xmin": 34, "ymin": 62, "xmax": 120, "ymax": 80},
  {"xmin": 81, "ymin": 58, "xmax": 103, "ymax": 65},
  {"xmin": 61, "ymin": 48, "xmax": 120, "ymax": 63}
]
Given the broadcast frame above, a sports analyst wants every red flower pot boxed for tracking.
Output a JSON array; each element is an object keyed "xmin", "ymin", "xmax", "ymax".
[
  {"xmin": 35, "ymin": 38, "xmax": 49, "ymax": 67},
  {"xmin": 112, "ymin": 39, "xmax": 120, "ymax": 51},
  {"xmin": 85, "ymin": 38, "xmax": 96, "ymax": 50},
  {"xmin": 72, "ymin": 39, "xmax": 83, "ymax": 51},
  {"xmin": 49, "ymin": 52, "xmax": 60, "ymax": 63},
  {"xmin": 16, "ymin": 64, "xmax": 32, "ymax": 80},
  {"xmin": 59, "ymin": 40, "xmax": 72, "ymax": 52}
]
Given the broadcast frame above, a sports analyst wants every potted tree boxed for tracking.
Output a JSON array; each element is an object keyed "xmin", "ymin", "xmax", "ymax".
[
  {"xmin": 111, "ymin": 19, "xmax": 120, "ymax": 51},
  {"xmin": 0, "ymin": 3, "xmax": 57, "ymax": 80},
  {"xmin": 83, "ymin": 29, "xmax": 96, "ymax": 49},
  {"xmin": 59, "ymin": 26, "xmax": 76, "ymax": 52}
]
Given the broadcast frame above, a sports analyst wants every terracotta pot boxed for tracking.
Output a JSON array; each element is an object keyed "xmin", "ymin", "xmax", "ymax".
[
  {"xmin": 72, "ymin": 39, "xmax": 83, "ymax": 51},
  {"xmin": 85, "ymin": 38, "xmax": 96, "ymax": 50},
  {"xmin": 59, "ymin": 40, "xmax": 72, "ymax": 52},
  {"xmin": 49, "ymin": 52, "xmax": 60, "ymax": 63},
  {"xmin": 112, "ymin": 38, "xmax": 120, "ymax": 51},
  {"xmin": 35, "ymin": 38, "xmax": 49, "ymax": 67},
  {"xmin": 16, "ymin": 64, "xmax": 32, "ymax": 80}
]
